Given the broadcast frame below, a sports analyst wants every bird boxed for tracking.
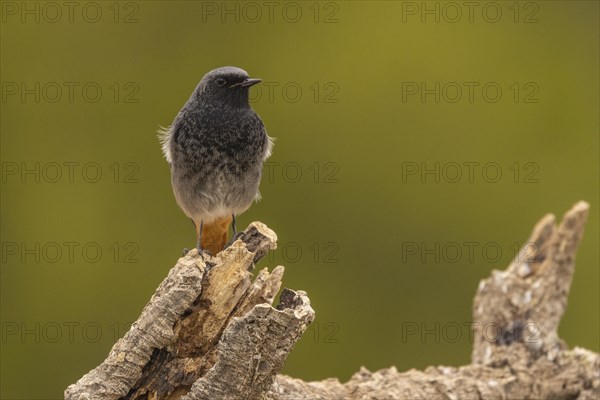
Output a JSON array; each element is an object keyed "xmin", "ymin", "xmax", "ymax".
[{"xmin": 159, "ymin": 66, "xmax": 273, "ymax": 256}]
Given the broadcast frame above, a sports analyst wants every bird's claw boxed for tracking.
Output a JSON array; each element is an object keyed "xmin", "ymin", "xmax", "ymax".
[
  {"xmin": 182, "ymin": 247, "xmax": 212, "ymax": 262},
  {"xmin": 197, "ymin": 246, "xmax": 213, "ymax": 262}
]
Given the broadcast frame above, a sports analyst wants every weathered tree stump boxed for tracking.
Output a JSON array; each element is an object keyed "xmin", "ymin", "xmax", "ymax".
[
  {"xmin": 65, "ymin": 222, "xmax": 314, "ymax": 400},
  {"xmin": 66, "ymin": 202, "xmax": 599, "ymax": 400}
]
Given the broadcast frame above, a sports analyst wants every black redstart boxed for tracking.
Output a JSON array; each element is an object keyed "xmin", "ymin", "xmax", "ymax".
[{"xmin": 160, "ymin": 66, "xmax": 273, "ymax": 256}]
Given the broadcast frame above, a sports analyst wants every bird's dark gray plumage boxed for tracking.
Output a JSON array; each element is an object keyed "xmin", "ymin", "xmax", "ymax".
[{"xmin": 160, "ymin": 66, "xmax": 273, "ymax": 252}]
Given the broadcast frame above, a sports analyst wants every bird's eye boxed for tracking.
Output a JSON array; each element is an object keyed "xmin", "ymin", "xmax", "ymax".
[{"xmin": 216, "ymin": 78, "xmax": 227, "ymax": 87}]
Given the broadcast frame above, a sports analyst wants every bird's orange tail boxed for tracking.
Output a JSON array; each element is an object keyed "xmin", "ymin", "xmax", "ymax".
[{"xmin": 197, "ymin": 215, "xmax": 232, "ymax": 256}]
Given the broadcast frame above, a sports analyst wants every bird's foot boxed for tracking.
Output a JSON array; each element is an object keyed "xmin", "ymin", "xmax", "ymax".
[
  {"xmin": 197, "ymin": 246, "xmax": 212, "ymax": 260},
  {"xmin": 196, "ymin": 247, "xmax": 218, "ymax": 270},
  {"xmin": 182, "ymin": 246, "xmax": 212, "ymax": 261}
]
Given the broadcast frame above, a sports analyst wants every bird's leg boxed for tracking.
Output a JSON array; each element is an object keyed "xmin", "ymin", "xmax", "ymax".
[
  {"xmin": 196, "ymin": 220, "xmax": 204, "ymax": 254},
  {"xmin": 225, "ymin": 213, "xmax": 243, "ymax": 249},
  {"xmin": 186, "ymin": 220, "xmax": 206, "ymax": 260}
]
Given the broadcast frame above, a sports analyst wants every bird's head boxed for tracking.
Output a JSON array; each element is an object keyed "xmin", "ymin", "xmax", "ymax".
[{"xmin": 196, "ymin": 66, "xmax": 261, "ymax": 107}]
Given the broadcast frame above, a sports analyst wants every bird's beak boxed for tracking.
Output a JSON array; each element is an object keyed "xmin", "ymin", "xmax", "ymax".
[{"xmin": 231, "ymin": 78, "xmax": 262, "ymax": 88}]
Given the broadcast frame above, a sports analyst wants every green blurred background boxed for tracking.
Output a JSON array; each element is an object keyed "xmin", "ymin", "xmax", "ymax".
[{"xmin": 1, "ymin": 1, "xmax": 598, "ymax": 398}]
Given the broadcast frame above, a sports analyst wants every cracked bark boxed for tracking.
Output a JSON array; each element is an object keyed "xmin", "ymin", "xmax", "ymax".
[
  {"xmin": 65, "ymin": 222, "xmax": 314, "ymax": 400},
  {"xmin": 267, "ymin": 202, "xmax": 599, "ymax": 400},
  {"xmin": 66, "ymin": 202, "xmax": 599, "ymax": 400}
]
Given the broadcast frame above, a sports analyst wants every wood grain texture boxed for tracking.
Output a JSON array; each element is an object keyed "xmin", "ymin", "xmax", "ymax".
[
  {"xmin": 65, "ymin": 222, "xmax": 315, "ymax": 400},
  {"xmin": 266, "ymin": 202, "xmax": 599, "ymax": 400},
  {"xmin": 66, "ymin": 203, "xmax": 599, "ymax": 400}
]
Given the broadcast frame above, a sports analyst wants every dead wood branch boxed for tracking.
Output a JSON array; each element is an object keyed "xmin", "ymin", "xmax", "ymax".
[
  {"xmin": 267, "ymin": 202, "xmax": 599, "ymax": 400},
  {"xmin": 65, "ymin": 222, "xmax": 314, "ymax": 400},
  {"xmin": 66, "ymin": 202, "xmax": 599, "ymax": 400}
]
